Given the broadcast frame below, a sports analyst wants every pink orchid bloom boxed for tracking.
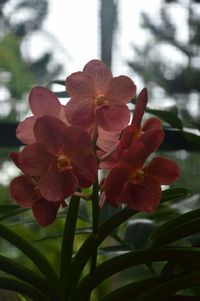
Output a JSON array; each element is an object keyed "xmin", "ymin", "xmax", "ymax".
[
  {"xmin": 16, "ymin": 86, "xmax": 69, "ymax": 144},
  {"xmin": 17, "ymin": 116, "xmax": 98, "ymax": 202},
  {"xmin": 65, "ymin": 59, "xmax": 136, "ymax": 132}
]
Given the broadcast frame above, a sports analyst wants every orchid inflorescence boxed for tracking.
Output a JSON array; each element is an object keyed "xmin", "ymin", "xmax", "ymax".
[{"xmin": 9, "ymin": 59, "xmax": 180, "ymax": 226}]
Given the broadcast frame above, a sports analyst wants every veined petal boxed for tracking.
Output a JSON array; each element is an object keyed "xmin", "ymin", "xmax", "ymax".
[
  {"xmin": 117, "ymin": 125, "xmax": 137, "ymax": 157},
  {"xmin": 138, "ymin": 128, "xmax": 164, "ymax": 155},
  {"xmin": 96, "ymin": 104, "xmax": 130, "ymax": 131},
  {"xmin": 120, "ymin": 141, "xmax": 147, "ymax": 168},
  {"xmin": 142, "ymin": 117, "xmax": 162, "ymax": 131},
  {"xmin": 143, "ymin": 157, "xmax": 180, "ymax": 185},
  {"xmin": 32, "ymin": 199, "xmax": 60, "ymax": 226},
  {"xmin": 97, "ymin": 127, "xmax": 121, "ymax": 152},
  {"xmin": 83, "ymin": 59, "xmax": 113, "ymax": 95},
  {"xmin": 131, "ymin": 88, "xmax": 148, "ymax": 129},
  {"xmin": 72, "ymin": 153, "xmax": 98, "ymax": 187},
  {"xmin": 66, "ymin": 71, "xmax": 95, "ymax": 99},
  {"xmin": 63, "ymin": 126, "xmax": 93, "ymax": 157},
  {"xmin": 16, "ymin": 116, "xmax": 36, "ymax": 144},
  {"xmin": 38, "ymin": 168, "xmax": 78, "ymax": 202},
  {"xmin": 29, "ymin": 86, "xmax": 61, "ymax": 117},
  {"xmin": 105, "ymin": 164, "xmax": 131, "ymax": 202},
  {"xmin": 9, "ymin": 175, "xmax": 38, "ymax": 207},
  {"xmin": 19, "ymin": 143, "xmax": 55, "ymax": 177},
  {"xmin": 34, "ymin": 116, "xmax": 68, "ymax": 154},
  {"xmin": 105, "ymin": 76, "xmax": 136, "ymax": 103},
  {"xmin": 65, "ymin": 97, "xmax": 95, "ymax": 129},
  {"xmin": 125, "ymin": 175, "xmax": 161, "ymax": 212}
]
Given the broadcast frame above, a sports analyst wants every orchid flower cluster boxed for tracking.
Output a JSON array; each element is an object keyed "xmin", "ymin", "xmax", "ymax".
[{"xmin": 9, "ymin": 59, "xmax": 180, "ymax": 226}]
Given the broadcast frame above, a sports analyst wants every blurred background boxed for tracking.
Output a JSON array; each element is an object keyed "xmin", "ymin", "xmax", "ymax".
[{"xmin": 0, "ymin": 0, "xmax": 200, "ymax": 300}]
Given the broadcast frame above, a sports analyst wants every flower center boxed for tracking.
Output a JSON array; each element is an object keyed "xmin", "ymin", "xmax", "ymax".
[
  {"xmin": 95, "ymin": 95, "xmax": 109, "ymax": 108},
  {"xmin": 57, "ymin": 154, "xmax": 72, "ymax": 171},
  {"xmin": 130, "ymin": 169, "xmax": 144, "ymax": 184}
]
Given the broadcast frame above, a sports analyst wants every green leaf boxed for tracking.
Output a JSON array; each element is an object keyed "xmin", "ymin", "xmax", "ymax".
[
  {"xmin": 55, "ymin": 91, "xmax": 68, "ymax": 98},
  {"xmin": 0, "ymin": 224, "xmax": 59, "ymax": 294},
  {"xmin": 146, "ymin": 107, "xmax": 183, "ymax": 129},
  {"xmin": 98, "ymin": 246, "xmax": 129, "ymax": 256},
  {"xmin": 125, "ymin": 219, "xmax": 157, "ymax": 249},
  {"xmin": 160, "ymin": 188, "xmax": 191, "ymax": 203},
  {"xmin": 70, "ymin": 248, "xmax": 200, "ymax": 300},
  {"xmin": 0, "ymin": 276, "xmax": 49, "ymax": 301},
  {"xmin": 48, "ymin": 80, "xmax": 65, "ymax": 86},
  {"xmin": 151, "ymin": 208, "xmax": 200, "ymax": 247},
  {"xmin": 183, "ymin": 131, "xmax": 200, "ymax": 148},
  {"xmin": 98, "ymin": 275, "xmax": 171, "ymax": 301},
  {"xmin": 136, "ymin": 270, "xmax": 200, "ymax": 301},
  {"xmin": 0, "ymin": 255, "xmax": 55, "ymax": 300}
]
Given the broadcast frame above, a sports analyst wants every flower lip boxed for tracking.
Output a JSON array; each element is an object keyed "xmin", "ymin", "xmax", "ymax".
[
  {"xmin": 57, "ymin": 154, "xmax": 72, "ymax": 171},
  {"xmin": 129, "ymin": 169, "xmax": 144, "ymax": 184},
  {"xmin": 95, "ymin": 95, "xmax": 109, "ymax": 108}
]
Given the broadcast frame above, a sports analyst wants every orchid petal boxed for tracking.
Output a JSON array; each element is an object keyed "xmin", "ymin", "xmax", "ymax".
[
  {"xmin": 96, "ymin": 104, "xmax": 130, "ymax": 131},
  {"xmin": 125, "ymin": 175, "xmax": 161, "ymax": 212},
  {"xmin": 16, "ymin": 116, "xmax": 36, "ymax": 144},
  {"xmin": 144, "ymin": 157, "xmax": 180, "ymax": 185},
  {"xmin": 105, "ymin": 164, "xmax": 131, "ymax": 202},
  {"xmin": 19, "ymin": 143, "xmax": 55, "ymax": 177},
  {"xmin": 32, "ymin": 199, "xmax": 60, "ymax": 226},
  {"xmin": 66, "ymin": 71, "xmax": 95, "ymax": 99},
  {"xmin": 10, "ymin": 175, "xmax": 38, "ymax": 207},
  {"xmin": 65, "ymin": 97, "xmax": 95, "ymax": 129},
  {"xmin": 142, "ymin": 117, "xmax": 162, "ymax": 131},
  {"xmin": 131, "ymin": 88, "xmax": 148, "ymax": 129},
  {"xmin": 38, "ymin": 168, "xmax": 78, "ymax": 202},
  {"xmin": 29, "ymin": 86, "xmax": 61, "ymax": 117},
  {"xmin": 105, "ymin": 76, "xmax": 136, "ymax": 103},
  {"xmin": 34, "ymin": 116, "xmax": 68, "ymax": 154},
  {"xmin": 83, "ymin": 59, "xmax": 113, "ymax": 95}
]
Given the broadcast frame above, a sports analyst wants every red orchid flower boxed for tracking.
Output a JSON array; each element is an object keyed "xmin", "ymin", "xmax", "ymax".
[
  {"xmin": 10, "ymin": 174, "xmax": 62, "ymax": 226},
  {"xmin": 9, "ymin": 152, "xmax": 64, "ymax": 227},
  {"xmin": 104, "ymin": 137, "xmax": 180, "ymax": 212},
  {"xmin": 65, "ymin": 59, "xmax": 136, "ymax": 132},
  {"xmin": 17, "ymin": 116, "xmax": 98, "ymax": 202},
  {"xmin": 16, "ymin": 86, "xmax": 69, "ymax": 144},
  {"xmin": 118, "ymin": 88, "xmax": 162, "ymax": 157}
]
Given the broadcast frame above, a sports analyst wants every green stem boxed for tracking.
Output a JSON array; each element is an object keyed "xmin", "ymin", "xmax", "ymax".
[
  {"xmin": 60, "ymin": 194, "xmax": 80, "ymax": 300},
  {"xmin": 90, "ymin": 179, "xmax": 100, "ymax": 276},
  {"xmin": 65, "ymin": 207, "xmax": 137, "ymax": 299}
]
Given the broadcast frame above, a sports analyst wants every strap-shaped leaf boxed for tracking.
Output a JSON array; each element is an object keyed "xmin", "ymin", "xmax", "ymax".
[
  {"xmin": 151, "ymin": 208, "xmax": 200, "ymax": 241},
  {"xmin": 146, "ymin": 107, "xmax": 183, "ymax": 129},
  {"xmin": 0, "ymin": 276, "xmax": 48, "ymax": 301},
  {"xmin": 0, "ymin": 255, "xmax": 57, "ymax": 300},
  {"xmin": 70, "ymin": 248, "xmax": 200, "ymax": 300},
  {"xmin": 98, "ymin": 275, "xmax": 172, "ymax": 301},
  {"xmin": 151, "ymin": 209, "xmax": 200, "ymax": 247},
  {"xmin": 0, "ymin": 224, "xmax": 59, "ymax": 293},
  {"xmin": 160, "ymin": 188, "xmax": 191, "ymax": 203},
  {"xmin": 136, "ymin": 270, "xmax": 200, "ymax": 301}
]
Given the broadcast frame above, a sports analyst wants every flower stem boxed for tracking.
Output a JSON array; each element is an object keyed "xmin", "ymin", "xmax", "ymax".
[
  {"xmin": 90, "ymin": 179, "xmax": 100, "ymax": 276},
  {"xmin": 60, "ymin": 194, "xmax": 80, "ymax": 300}
]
